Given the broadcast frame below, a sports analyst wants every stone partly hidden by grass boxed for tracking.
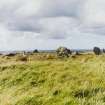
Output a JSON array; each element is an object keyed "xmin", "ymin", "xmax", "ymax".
[{"xmin": 1, "ymin": 53, "xmax": 105, "ymax": 105}]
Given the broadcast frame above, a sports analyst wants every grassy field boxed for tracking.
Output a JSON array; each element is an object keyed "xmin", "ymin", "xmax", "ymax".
[{"xmin": 0, "ymin": 53, "xmax": 105, "ymax": 105}]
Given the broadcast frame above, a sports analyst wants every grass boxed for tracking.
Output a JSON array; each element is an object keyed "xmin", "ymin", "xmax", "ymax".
[{"xmin": 0, "ymin": 53, "xmax": 105, "ymax": 105}]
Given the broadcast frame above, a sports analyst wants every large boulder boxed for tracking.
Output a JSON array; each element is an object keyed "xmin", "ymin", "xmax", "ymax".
[
  {"xmin": 56, "ymin": 47, "xmax": 72, "ymax": 57},
  {"xmin": 33, "ymin": 49, "xmax": 39, "ymax": 53},
  {"xmin": 103, "ymin": 49, "xmax": 105, "ymax": 53},
  {"xmin": 93, "ymin": 47, "xmax": 101, "ymax": 55}
]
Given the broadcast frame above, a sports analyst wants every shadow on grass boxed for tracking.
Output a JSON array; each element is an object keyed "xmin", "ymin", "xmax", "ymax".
[{"xmin": 73, "ymin": 87, "xmax": 105, "ymax": 98}]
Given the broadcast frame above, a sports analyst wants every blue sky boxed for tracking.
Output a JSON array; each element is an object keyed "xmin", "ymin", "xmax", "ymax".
[{"xmin": 0, "ymin": 0, "xmax": 105, "ymax": 50}]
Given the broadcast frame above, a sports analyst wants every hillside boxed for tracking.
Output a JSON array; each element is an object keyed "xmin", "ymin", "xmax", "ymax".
[{"xmin": 0, "ymin": 53, "xmax": 105, "ymax": 105}]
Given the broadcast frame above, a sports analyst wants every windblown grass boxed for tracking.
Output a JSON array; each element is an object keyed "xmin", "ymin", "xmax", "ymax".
[{"xmin": 0, "ymin": 53, "xmax": 105, "ymax": 105}]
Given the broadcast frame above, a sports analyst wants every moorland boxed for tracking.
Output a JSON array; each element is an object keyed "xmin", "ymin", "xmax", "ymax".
[{"xmin": 0, "ymin": 50, "xmax": 105, "ymax": 105}]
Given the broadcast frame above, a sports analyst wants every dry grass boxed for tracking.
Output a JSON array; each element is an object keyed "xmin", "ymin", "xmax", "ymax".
[{"xmin": 0, "ymin": 52, "xmax": 105, "ymax": 105}]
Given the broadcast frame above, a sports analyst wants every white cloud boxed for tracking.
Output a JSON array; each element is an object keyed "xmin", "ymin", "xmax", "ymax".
[
  {"xmin": 0, "ymin": 0, "xmax": 105, "ymax": 50},
  {"xmin": 81, "ymin": 0, "xmax": 105, "ymax": 24},
  {"xmin": 37, "ymin": 17, "xmax": 80, "ymax": 39}
]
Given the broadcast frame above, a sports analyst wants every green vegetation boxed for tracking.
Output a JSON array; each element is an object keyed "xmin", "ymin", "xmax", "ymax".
[{"xmin": 0, "ymin": 53, "xmax": 105, "ymax": 105}]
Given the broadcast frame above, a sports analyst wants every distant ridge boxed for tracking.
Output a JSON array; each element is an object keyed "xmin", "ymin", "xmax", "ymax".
[{"xmin": 0, "ymin": 49, "xmax": 93, "ymax": 54}]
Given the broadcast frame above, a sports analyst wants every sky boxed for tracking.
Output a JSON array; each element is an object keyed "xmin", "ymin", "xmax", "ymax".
[{"xmin": 0, "ymin": 0, "xmax": 105, "ymax": 50}]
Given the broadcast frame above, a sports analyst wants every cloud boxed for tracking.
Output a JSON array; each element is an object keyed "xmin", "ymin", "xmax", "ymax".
[
  {"xmin": 37, "ymin": 0, "xmax": 84, "ymax": 17},
  {"xmin": 79, "ymin": 0, "xmax": 105, "ymax": 35},
  {"xmin": 81, "ymin": 0, "xmax": 105, "ymax": 24},
  {"xmin": 0, "ymin": 0, "xmax": 105, "ymax": 50},
  {"xmin": 36, "ymin": 17, "xmax": 80, "ymax": 39}
]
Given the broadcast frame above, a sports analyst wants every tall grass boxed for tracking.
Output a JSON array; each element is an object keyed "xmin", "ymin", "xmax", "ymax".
[{"xmin": 0, "ymin": 53, "xmax": 105, "ymax": 105}]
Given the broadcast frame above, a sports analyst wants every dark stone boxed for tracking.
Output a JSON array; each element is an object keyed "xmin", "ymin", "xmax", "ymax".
[
  {"xmin": 103, "ymin": 49, "xmax": 105, "ymax": 53},
  {"xmin": 33, "ymin": 49, "xmax": 39, "ymax": 53},
  {"xmin": 56, "ymin": 47, "xmax": 72, "ymax": 57},
  {"xmin": 93, "ymin": 47, "xmax": 101, "ymax": 55}
]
